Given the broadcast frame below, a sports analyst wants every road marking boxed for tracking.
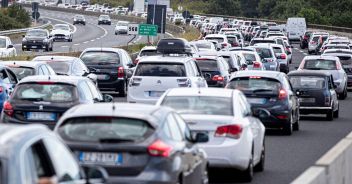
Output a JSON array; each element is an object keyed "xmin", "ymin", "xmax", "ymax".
[
  {"xmin": 90, "ymin": 39, "xmax": 95, "ymax": 42},
  {"xmin": 96, "ymin": 38, "xmax": 100, "ymax": 40},
  {"xmin": 61, "ymin": 45, "xmax": 68, "ymax": 48},
  {"xmin": 42, "ymin": 16, "xmax": 77, "ymax": 34},
  {"xmin": 83, "ymin": 41, "xmax": 89, "ymax": 44},
  {"xmin": 74, "ymin": 43, "xmax": 80, "ymax": 46}
]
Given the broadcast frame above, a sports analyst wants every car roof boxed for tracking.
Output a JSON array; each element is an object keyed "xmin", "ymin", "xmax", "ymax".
[
  {"xmin": 139, "ymin": 55, "xmax": 191, "ymax": 63},
  {"xmin": 18, "ymin": 75, "xmax": 87, "ymax": 85},
  {"xmin": 231, "ymin": 70, "xmax": 283, "ymax": 79},
  {"xmin": 81, "ymin": 47, "xmax": 124, "ymax": 53},
  {"xmin": 288, "ymin": 70, "xmax": 332, "ymax": 77},
  {"xmin": 32, "ymin": 55, "xmax": 78, "ymax": 62},
  {"xmin": 0, "ymin": 61, "xmax": 45, "ymax": 68},
  {"xmin": 165, "ymin": 87, "xmax": 236, "ymax": 98},
  {"xmin": 252, "ymin": 38, "xmax": 275, "ymax": 41},
  {"xmin": 205, "ymin": 34, "xmax": 227, "ymax": 38}
]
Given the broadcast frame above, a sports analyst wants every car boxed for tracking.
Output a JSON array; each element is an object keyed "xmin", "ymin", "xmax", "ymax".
[
  {"xmin": 283, "ymin": 40, "xmax": 293, "ymax": 63},
  {"xmin": 286, "ymin": 17, "xmax": 306, "ymax": 41},
  {"xmin": 308, "ymin": 32, "xmax": 329, "ymax": 54},
  {"xmin": 226, "ymin": 35, "xmax": 240, "ymax": 47},
  {"xmin": 156, "ymin": 88, "xmax": 267, "ymax": 182},
  {"xmin": 321, "ymin": 44, "xmax": 350, "ymax": 53},
  {"xmin": 0, "ymin": 36, "xmax": 16, "ymax": 58},
  {"xmin": 79, "ymin": 48, "xmax": 134, "ymax": 96},
  {"xmin": 249, "ymin": 38, "xmax": 276, "ymax": 46},
  {"xmin": 0, "ymin": 65, "xmax": 19, "ymax": 111},
  {"xmin": 271, "ymin": 44, "xmax": 289, "ymax": 73},
  {"xmin": 204, "ymin": 34, "xmax": 230, "ymax": 50},
  {"xmin": 50, "ymin": 24, "xmax": 73, "ymax": 42},
  {"xmin": 98, "ymin": 15, "xmax": 111, "ymax": 25},
  {"xmin": 298, "ymin": 55, "xmax": 348, "ymax": 99},
  {"xmin": 0, "ymin": 124, "xmax": 108, "ymax": 184},
  {"xmin": 251, "ymin": 44, "xmax": 279, "ymax": 71},
  {"xmin": 190, "ymin": 40, "xmax": 218, "ymax": 57},
  {"xmin": 1, "ymin": 75, "xmax": 113, "ymax": 129},
  {"xmin": 266, "ymin": 31, "xmax": 285, "ymax": 38},
  {"xmin": 224, "ymin": 31, "xmax": 245, "ymax": 47},
  {"xmin": 288, "ymin": 70, "xmax": 339, "ymax": 120},
  {"xmin": 226, "ymin": 71, "xmax": 300, "ymax": 134},
  {"xmin": 228, "ymin": 47, "xmax": 256, "ymax": 52},
  {"xmin": 127, "ymin": 38, "xmax": 208, "ymax": 104},
  {"xmin": 73, "ymin": 14, "xmax": 86, "ymax": 25},
  {"xmin": 1, "ymin": 61, "xmax": 56, "ymax": 80},
  {"xmin": 134, "ymin": 46, "xmax": 158, "ymax": 65},
  {"xmin": 54, "ymin": 103, "xmax": 209, "ymax": 184},
  {"xmin": 22, "ymin": 29, "xmax": 54, "ymax": 52},
  {"xmin": 114, "ymin": 21, "xmax": 129, "ymax": 35},
  {"xmin": 234, "ymin": 51, "xmax": 266, "ymax": 71},
  {"xmin": 218, "ymin": 51, "xmax": 247, "ymax": 72},
  {"xmin": 315, "ymin": 35, "xmax": 330, "ymax": 54},
  {"xmin": 195, "ymin": 57, "xmax": 231, "ymax": 87}
]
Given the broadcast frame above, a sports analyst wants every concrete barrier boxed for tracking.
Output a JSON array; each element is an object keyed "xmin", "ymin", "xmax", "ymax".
[{"xmin": 291, "ymin": 135, "xmax": 352, "ymax": 184}]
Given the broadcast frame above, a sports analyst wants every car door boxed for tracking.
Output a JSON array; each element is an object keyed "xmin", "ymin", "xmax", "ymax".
[{"xmin": 329, "ymin": 75, "xmax": 338, "ymax": 110}]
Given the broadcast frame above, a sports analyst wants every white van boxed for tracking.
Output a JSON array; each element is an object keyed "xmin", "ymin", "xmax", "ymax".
[{"xmin": 286, "ymin": 17, "xmax": 306, "ymax": 41}]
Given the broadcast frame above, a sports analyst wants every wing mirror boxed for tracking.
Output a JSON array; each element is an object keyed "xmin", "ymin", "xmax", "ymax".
[
  {"xmin": 7, "ymin": 45, "xmax": 13, "ymax": 48},
  {"xmin": 252, "ymin": 108, "xmax": 271, "ymax": 119},
  {"xmin": 82, "ymin": 166, "xmax": 108, "ymax": 184},
  {"xmin": 192, "ymin": 132, "xmax": 209, "ymax": 143},
  {"xmin": 103, "ymin": 94, "xmax": 114, "ymax": 102}
]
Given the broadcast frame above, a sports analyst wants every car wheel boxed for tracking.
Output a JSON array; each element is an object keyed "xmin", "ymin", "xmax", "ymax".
[
  {"xmin": 242, "ymin": 151, "xmax": 254, "ymax": 182},
  {"xmin": 115, "ymin": 32, "xmax": 117, "ymax": 35},
  {"xmin": 254, "ymin": 143, "xmax": 265, "ymax": 172},
  {"xmin": 326, "ymin": 109, "xmax": 333, "ymax": 121},
  {"xmin": 333, "ymin": 104, "xmax": 339, "ymax": 118},
  {"xmin": 283, "ymin": 115, "xmax": 293, "ymax": 135},
  {"xmin": 300, "ymin": 43, "xmax": 304, "ymax": 49},
  {"xmin": 293, "ymin": 110, "xmax": 300, "ymax": 131},
  {"xmin": 118, "ymin": 82, "xmax": 127, "ymax": 97}
]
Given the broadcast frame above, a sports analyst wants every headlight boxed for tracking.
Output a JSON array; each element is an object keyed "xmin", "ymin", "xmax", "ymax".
[
  {"xmin": 43, "ymin": 38, "xmax": 48, "ymax": 42},
  {"xmin": 22, "ymin": 38, "xmax": 27, "ymax": 42},
  {"xmin": 74, "ymin": 18, "xmax": 77, "ymax": 21}
]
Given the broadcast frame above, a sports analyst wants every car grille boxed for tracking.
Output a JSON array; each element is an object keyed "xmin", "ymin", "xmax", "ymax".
[{"xmin": 27, "ymin": 40, "xmax": 43, "ymax": 44}]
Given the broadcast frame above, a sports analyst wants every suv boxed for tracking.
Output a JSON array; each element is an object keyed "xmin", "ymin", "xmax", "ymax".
[
  {"xmin": 195, "ymin": 56, "xmax": 231, "ymax": 87},
  {"xmin": 98, "ymin": 15, "xmax": 111, "ymax": 25},
  {"xmin": 127, "ymin": 38, "xmax": 207, "ymax": 104},
  {"xmin": 22, "ymin": 29, "xmax": 54, "ymax": 51},
  {"xmin": 80, "ymin": 48, "xmax": 134, "ymax": 97}
]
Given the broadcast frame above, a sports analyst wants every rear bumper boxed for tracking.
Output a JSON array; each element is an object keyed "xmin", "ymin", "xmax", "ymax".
[
  {"xmin": 97, "ymin": 79, "xmax": 124, "ymax": 91},
  {"xmin": 127, "ymin": 93, "xmax": 158, "ymax": 105},
  {"xmin": 299, "ymin": 106, "xmax": 331, "ymax": 114},
  {"xmin": 1, "ymin": 114, "xmax": 56, "ymax": 130}
]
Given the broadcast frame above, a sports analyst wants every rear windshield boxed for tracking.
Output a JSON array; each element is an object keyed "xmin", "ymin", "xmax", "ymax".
[
  {"xmin": 196, "ymin": 60, "xmax": 219, "ymax": 71},
  {"xmin": 205, "ymin": 37, "xmax": 224, "ymax": 43},
  {"xmin": 273, "ymin": 47, "xmax": 283, "ymax": 54},
  {"xmin": 326, "ymin": 46, "xmax": 349, "ymax": 50},
  {"xmin": 250, "ymin": 40, "xmax": 275, "ymax": 45},
  {"xmin": 161, "ymin": 96, "xmax": 233, "ymax": 116},
  {"xmin": 135, "ymin": 63, "xmax": 186, "ymax": 77},
  {"xmin": 243, "ymin": 53, "xmax": 257, "ymax": 63},
  {"xmin": 139, "ymin": 50, "xmax": 157, "ymax": 57},
  {"xmin": 58, "ymin": 117, "xmax": 154, "ymax": 142},
  {"xmin": 14, "ymin": 83, "xmax": 75, "ymax": 102},
  {"xmin": 289, "ymin": 76, "xmax": 326, "ymax": 89},
  {"xmin": 227, "ymin": 37, "xmax": 238, "ymax": 44},
  {"xmin": 312, "ymin": 36, "xmax": 319, "ymax": 42},
  {"xmin": 337, "ymin": 56, "xmax": 352, "ymax": 65},
  {"xmin": 47, "ymin": 61, "xmax": 70, "ymax": 74},
  {"xmin": 196, "ymin": 43, "xmax": 212, "ymax": 50},
  {"xmin": 255, "ymin": 48, "xmax": 273, "ymax": 58},
  {"xmin": 9, "ymin": 67, "xmax": 35, "ymax": 80},
  {"xmin": 227, "ymin": 77, "xmax": 281, "ymax": 94},
  {"xmin": 304, "ymin": 59, "xmax": 337, "ymax": 70},
  {"xmin": 80, "ymin": 51, "xmax": 120, "ymax": 65}
]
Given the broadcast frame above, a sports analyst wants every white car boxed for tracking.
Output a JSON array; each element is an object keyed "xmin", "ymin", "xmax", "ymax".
[
  {"xmin": 233, "ymin": 51, "xmax": 265, "ymax": 71},
  {"xmin": 270, "ymin": 44, "xmax": 289, "ymax": 73},
  {"xmin": 50, "ymin": 24, "xmax": 73, "ymax": 42},
  {"xmin": 0, "ymin": 36, "xmax": 16, "ymax": 58},
  {"xmin": 156, "ymin": 88, "xmax": 267, "ymax": 182},
  {"xmin": 134, "ymin": 46, "xmax": 157, "ymax": 64},
  {"xmin": 204, "ymin": 34, "xmax": 230, "ymax": 50},
  {"xmin": 114, "ymin": 21, "xmax": 129, "ymax": 35}
]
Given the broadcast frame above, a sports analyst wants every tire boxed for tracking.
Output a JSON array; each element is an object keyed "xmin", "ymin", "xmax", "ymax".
[
  {"xmin": 243, "ymin": 151, "xmax": 254, "ymax": 182},
  {"xmin": 339, "ymin": 87, "xmax": 347, "ymax": 100},
  {"xmin": 118, "ymin": 82, "xmax": 127, "ymax": 97},
  {"xmin": 333, "ymin": 104, "xmax": 339, "ymax": 118},
  {"xmin": 308, "ymin": 50, "xmax": 312, "ymax": 55},
  {"xmin": 326, "ymin": 109, "xmax": 333, "ymax": 121},
  {"xmin": 49, "ymin": 46, "xmax": 53, "ymax": 51},
  {"xmin": 254, "ymin": 143, "xmax": 265, "ymax": 172},
  {"xmin": 115, "ymin": 32, "xmax": 117, "ymax": 35},
  {"xmin": 283, "ymin": 114, "xmax": 293, "ymax": 135},
  {"xmin": 300, "ymin": 43, "xmax": 304, "ymax": 49},
  {"xmin": 45, "ymin": 46, "xmax": 50, "ymax": 52}
]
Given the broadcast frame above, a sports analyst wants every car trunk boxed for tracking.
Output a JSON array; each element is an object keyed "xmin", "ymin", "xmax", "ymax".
[
  {"xmin": 88, "ymin": 64, "xmax": 120, "ymax": 83},
  {"xmin": 296, "ymin": 89, "xmax": 328, "ymax": 107}
]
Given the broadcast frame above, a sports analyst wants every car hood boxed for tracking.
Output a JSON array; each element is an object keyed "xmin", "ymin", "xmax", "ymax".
[
  {"xmin": 24, "ymin": 36, "xmax": 46, "ymax": 41},
  {"xmin": 51, "ymin": 30, "xmax": 70, "ymax": 35}
]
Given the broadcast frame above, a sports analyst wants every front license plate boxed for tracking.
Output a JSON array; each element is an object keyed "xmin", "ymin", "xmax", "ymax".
[
  {"xmin": 27, "ymin": 112, "xmax": 56, "ymax": 121},
  {"xmin": 247, "ymin": 98, "xmax": 266, "ymax": 104},
  {"xmin": 299, "ymin": 98, "xmax": 315, "ymax": 103},
  {"xmin": 149, "ymin": 91, "xmax": 164, "ymax": 97},
  {"xmin": 31, "ymin": 46, "xmax": 37, "ymax": 48},
  {"xmin": 79, "ymin": 152, "xmax": 123, "ymax": 165}
]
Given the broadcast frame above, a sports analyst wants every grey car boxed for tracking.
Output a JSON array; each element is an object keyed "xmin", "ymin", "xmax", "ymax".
[
  {"xmin": 0, "ymin": 124, "xmax": 107, "ymax": 184},
  {"xmin": 251, "ymin": 44, "xmax": 279, "ymax": 71},
  {"xmin": 54, "ymin": 103, "xmax": 209, "ymax": 184}
]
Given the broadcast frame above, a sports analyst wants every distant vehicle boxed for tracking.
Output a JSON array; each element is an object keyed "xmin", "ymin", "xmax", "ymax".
[
  {"xmin": 22, "ymin": 29, "xmax": 54, "ymax": 52},
  {"xmin": 0, "ymin": 36, "xmax": 16, "ymax": 58},
  {"xmin": 134, "ymin": 46, "xmax": 158, "ymax": 65},
  {"xmin": 0, "ymin": 65, "xmax": 18, "ymax": 111},
  {"xmin": 114, "ymin": 21, "xmax": 129, "ymax": 35},
  {"xmin": 218, "ymin": 51, "xmax": 247, "ymax": 72},
  {"xmin": 204, "ymin": 34, "xmax": 230, "ymax": 50},
  {"xmin": 249, "ymin": 38, "xmax": 276, "ymax": 46},
  {"xmin": 251, "ymin": 44, "xmax": 279, "ymax": 71},
  {"xmin": 50, "ymin": 24, "xmax": 73, "ymax": 42},
  {"xmin": 1, "ymin": 61, "xmax": 56, "ymax": 80},
  {"xmin": 270, "ymin": 44, "xmax": 289, "ymax": 73},
  {"xmin": 234, "ymin": 51, "xmax": 266, "ymax": 71},
  {"xmin": 73, "ymin": 14, "xmax": 86, "ymax": 25},
  {"xmin": 286, "ymin": 17, "xmax": 306, "ymax": 41},
  {"xmin": 299, "ymin": 31, "xmax": 312, "ymax": 49},
  {"xmin": 308, "ymin": 32, "xmax": 329, "ymax": 54},
  {"xmin": 195, "ymin": 57, "xmax": 231, "ymax": 87},
  {"xmin": 98, "ymin": 15, "xmax": 111, "ymax": 25}
]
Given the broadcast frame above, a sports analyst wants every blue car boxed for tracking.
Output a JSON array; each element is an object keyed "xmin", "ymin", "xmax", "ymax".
[{"xmin": 0, "ymin": 65, "xmax": 19, "ymax": 111}]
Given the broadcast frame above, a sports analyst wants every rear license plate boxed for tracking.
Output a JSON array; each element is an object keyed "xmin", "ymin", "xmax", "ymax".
[
  {"xmin": 149, "ymin": 91, "xmax": 164, "ymax": 97},
  {"xmin": 247, "ymin": 98, "xmax": 266, "ymax": 104},
  {"xmin": 79, "ymin": 152, "xmax": 123, "ymax": 165},
  {"xmin": 97, "ymin": 74, "xmax": 109, "ymax": 80},
  {"xmin": 299, "ymin": 98, "xmax": 315, "ymax": 103},
  {"xmin": 31, "ymin": 46, "xmax": 37, "ymax": 48},
  {"xmin": 27, "ymin": 112, "xmax": 56, "ymax": 121}
]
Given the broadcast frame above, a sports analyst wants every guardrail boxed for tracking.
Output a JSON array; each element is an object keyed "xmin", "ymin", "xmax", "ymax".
[
  {"xmin": 197, "ymin": 13, "xmax": 352, "ymax": 33},
  {"xmin": 0, "ymin": 20, "xmax": 51, "ymax": 36},
  {"xmin": 291, "ymin": 131, "xmax": 352, "ymax": 184}
]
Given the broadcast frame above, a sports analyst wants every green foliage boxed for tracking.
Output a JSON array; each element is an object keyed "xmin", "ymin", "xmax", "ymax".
[
  {"xmin": 0, "ymin": 4, "xmax": 31, "ymax": 31},
  {"xmin": 206, "ymin": 0, "xmax": 241, "ymax": 16},
  {"xmin": 90, "ymin": 0, "xmax": 132, "ymax": 8}
]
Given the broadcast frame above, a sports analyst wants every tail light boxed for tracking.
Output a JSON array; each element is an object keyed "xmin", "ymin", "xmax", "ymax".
[
  {"xmin": 278, "ymin": 89, "xmax": 288, "ymax": 100},
  {"xmin": 129, "ymin": 77, "xmax": 142, "ymax": 87},
  {"xmin": 310, "ymin": 41, "xmax": 316, "ymax": 44},
  {"xmin": 133, "ymin": 58, "xmax": 139, "ymax": 65},
  {"xmin": 325, "ymin": 96, "xmax": 331, "ymax": 106},
  {"xmin": 177, "ymin": 78, "xmax": 191, "ymax": 87},
  {"xmin": 280, "ymin": 54, "xmax": 286, "ymax": 59},
  {"xmin": 215, "ymin": 124, "xmax": 242, "ymax": 139},
  {"xmin": 117, "ymin": 66, "xmax": 124, "ymax": 79},
  {"xmin": 222, "ymin": 43, "xmax": 228, "ymax": 47},
  {"xmin": 276, "ymin": 115, "xmax": 288, "ymax": 120},
  {"xmin": 232, "ymin": 43, "xmax": 239, "ymax": 47},
  {"xmin": 336, "ymin": 61, "xmax": 342, "ymax": 70},
  {"xmin": 148, "ymin": 140, "xmax": 172, "ymax": 157},
  {"xmin": 0, "ymin": 86, "xmax": 3, "ymax": 93},
  {"xmin": 304, "ymin": 36, "xmax": 308, "ymax": 40},
  {"xmin": 253, "ymin": 61, "xmax": 261, "ymax": 68},
  {"xmin": 212, "ymin": 75, "xmax": 224, "ymax": 81},
  {"xmin": 3, "ymin": 101, "xmax": 14, "ymax": 117}
]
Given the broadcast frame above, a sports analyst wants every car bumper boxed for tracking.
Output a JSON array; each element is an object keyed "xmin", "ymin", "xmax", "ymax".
[
  {"xmin": 299, "ymin": 106, "xmax": 332, "ymax": 115},
  {"xmin": 97, "ymin": 79, "xmax": 124, "ymax": 91},
  {"xmin": 1, "ymin": 114, "xmax": 56, "ymax": 130},
  {"xmin": 74, "ymin": 21, "xmax": 85, "ymax": 24},
  {"xmin": 22, "ymin": 43, "xmax": 48, "ymax": 49},
  {"xmin": 127, "ymin": 93, "xmax": 159, "ymax": 105}
]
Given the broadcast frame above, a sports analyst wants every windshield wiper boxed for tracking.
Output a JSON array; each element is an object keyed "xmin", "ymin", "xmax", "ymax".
[
  {"xmin": 98, "ymin": 138, "xmax": 135, "ymax": 143},
  {"xmin": 19, "ymin": 97, "xmax": 44, "ymax": 101},
  {"xmin": 304, "ymin": 68, "xmax": 322, "ymax": 70}
]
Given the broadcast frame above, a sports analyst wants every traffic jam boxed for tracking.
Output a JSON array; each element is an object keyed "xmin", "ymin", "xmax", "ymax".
[{"xmin": 0, "ymin": 14, "xmax": 351, "ymax": 184}]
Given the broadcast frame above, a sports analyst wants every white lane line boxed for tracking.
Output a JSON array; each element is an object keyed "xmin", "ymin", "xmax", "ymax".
[
  {"xmin": 61, "ymin": 46, "xmax": 69, "ymax": 48},
  {"xmin": 90, "ymin": 39, "xmax": 95, "ymax": 42},
  {"xmin": 43, "ymin": 16, "xmax": 77, "ymax": 34},
  {"xmin": 74, "ymin": 43, "xmax": 80, "ymax": 46},
  {"xmin": 83, "ymin": 41, "xmax": 89, "ymax": 44},
  {"xmin": 96, "ymin": 38, "xmax": 100, "ymax": 40}
]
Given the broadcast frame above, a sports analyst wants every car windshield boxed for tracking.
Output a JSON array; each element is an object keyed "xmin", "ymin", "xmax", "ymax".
[
  {"xmin": 54, "ymin": 25, "xmax": 69, "ymax": 30},
  {"xmin": 58, "ymin": 117, "xmax": 154, "ymax": 142},
  {"xmin": 289, "ymin": 76, "xmax": 326, "ymax": 89},
  {"xmin": 255, "ymin": 48, "xmax": 273, "ymax": 58},
  {"xmin": 80, "ymin": 51, "xmax": 120, "ymax": 65},
  {"xmin": 117, "ymin": 22, "xmax": 128, "ymax": 26},
  {"xmin": 100, "ymin": 15, "xmax": 109, "ymax": 19},
  {"xmin": 162, "ymin": 96, "xmax": 233, "ymax": 116},
  {"xmin": 140, "ymin": 50, "xmax": 157, "ymax": 57},
  {"xmin": 134, "ymin": 63, "xmax": 186, "ymax": 77},
  {"xmin": 196, "ymin": 59, "xmax": 218, "ymax": 71},
  {"xmin": 26, "ymin": 30, "xmax": 47, "ymax": 37},
  {"xmin": 243, "ymin": 53, "xmax": 257, "ymax": 63},
  {"xmin": 14, "ymin": 83, "xmax": 75, "ymax": 102},
  {"xmin": 227, "ymin": 77, "xmax": 281, "ymax": 94},
  {"xmin": 9, "ymin": 67, "xmax": 35, "ymax": 80},
  {"xmin": 250, "ymin": 40, "xmax": 275, "ymax": 45},
  {"xmin": 205, "ymin": 37, "xmax": 224, "ymax": 43},
  {"xmin": 303, "ymin": 59, "xmax": 337, "ymax": 70},
  {"xmin": 196, "ymin": 43, "xmax": 212, "ymax": 50},
  {"xmin": 0, "ymin": 38, "xmax": 6, "ymax": 48},
  {"xmin": 46, "ymin": 61, "xmax": 70, "ymax": 74}
]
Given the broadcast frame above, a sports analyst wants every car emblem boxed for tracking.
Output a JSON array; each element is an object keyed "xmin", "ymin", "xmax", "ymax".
[
  {"xmin": 39, "ymin": 105, "xmax": 43, "ymax": 110},
  {"xmin": 157, "ymin": 80, "xmax": 161, "ymax": 84}
]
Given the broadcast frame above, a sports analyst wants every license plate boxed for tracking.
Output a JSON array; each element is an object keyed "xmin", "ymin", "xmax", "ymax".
[
  {"xmin": 97, "ymin": 74, "xmax": 109, "ymax": 80},
  {"xmin": 79, "ymin": 152, "xmax": 122, "ymax": 165},
  {"xmin": 27, "ymin": 112, "xmax": 56, "ymax": 121},
  {"xmin": 299, "ymin": 98, "xmax": 315, "ymax": 103},
  {"xmin": 149, "ymin": 91, "xmax": 164, "ymax": 97},
  {"xmin": 247, "ymin": 98, "xmax": 266, "ymax": 104},
  {"xmin": 31, "ymin": 46, "xmax": 37, "ymax": 48}
]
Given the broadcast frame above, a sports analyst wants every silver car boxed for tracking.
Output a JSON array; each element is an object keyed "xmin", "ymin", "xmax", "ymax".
[{"xmin": 251, "ymin": 44, "xmax": 279, "ymax": 71}]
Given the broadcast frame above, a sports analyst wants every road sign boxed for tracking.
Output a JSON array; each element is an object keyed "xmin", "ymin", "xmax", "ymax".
[
  {"xmin": 138, "ymin": 24, "xmax": 158, "ymax": 36},
  {"xmin": 127, "ymin": 24, "xmax": 139, "ymax": 35},
  {"xmin": 32, "ymin": 2, "xmax": 39, "ymax": 12},
  {"xmin": 32, "ymin": 11, "xmax": 40, "ymax": 20},
  {"xmin": 147, "ymin": 4, "xmax": 166, "ymax": 34}
]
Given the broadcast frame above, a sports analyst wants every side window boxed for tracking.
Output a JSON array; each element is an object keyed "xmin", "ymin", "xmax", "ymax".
[
  {"xmin": 173, "ymin": 113, "xmax": 192, "ymax": 141},
  {"xmin": 190, "ymin": 60, "xmax": 201, "ymax": 77},
  {"xmin": 43, "ymin": 137, "xmax": 81, "ymax": 181},
  {"xmin": 72, "ymin": 61, "xmax": 84, "ymax": 76},
  {"xmin": 78, "ymin": 81, "xmax": 93, "ymax": 101},
  {"xmin": 86, "ymin": 80, "xmax": 102, "ymax": 101},
  {"xmin": 0, "ymin": 69, "xmax": 10, "ymax": 83},
  {"xmin": 40, "ymin": 65, "xmax": 50, "ymax": 75},
  {"xmin": 6, "ymin": 69, "xmax": 17, "ymax": 83},
  {"xmin": 185, "ymin": 62, "xmax": 195, "ymax": 77},
  {"xmin": 166, "ymin": 114, "xmax": 183, "ymax": 141}
]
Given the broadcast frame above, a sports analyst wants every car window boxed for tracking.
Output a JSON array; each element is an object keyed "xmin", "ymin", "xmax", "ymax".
[
  {"xmin": 43, "ymin": 137, "xmax": 81, "ymax": 182},
  {"xmin": 9, "ymin": 67, "xmax": 35, "ymax": 80},
  {"xmin": 72, "ymin": 61, "xmax": 84, "ymax": 76},
  {"xmin": 86, "ymin": 80, "xmax": 102, "ymax": 101},
  {"xmin": 290, "ymin": 76, "xmax": 326, "ymax": 89},
  {"xmin": 273, "ymin": 47, "xmax": 283, "ymax": 54},
  {"xmin": 140, "ymin": 49, "xmax": 158, "ymax": 56},
  {"xmin": 0, "ymin": 69, "xmax": 10, "ymax": 83},
  {"xmin": 173, "ymin": 113, "xmax": 192, "ymax": 141},
  {"xmin": 77, "ymin": 81, "xmax": 93, "ymax": 101},
  {"xmin": 255, "ymin": 48, "xmax": 273, "ymax": 58},
  {"xmin": 304, "ymin": 59, "xmax": 337, "ymax": 70},
  {"xmin": 166, "ymin": 114, "xmax": 183, "ymax": 141},
  {"xmin": 196, "ymin": 59, "xmax": 219, "ymax": 71},
  {"xmin": 46, "ymin": 61, "xmax": 71, "ymax": 75},
  {"xmin": 80, "ymin": 51, "xmax": 120, "ymax": 65},
  {"xmin": 135, "ymin": 63, "xmax": 186, "ymax": 77}
]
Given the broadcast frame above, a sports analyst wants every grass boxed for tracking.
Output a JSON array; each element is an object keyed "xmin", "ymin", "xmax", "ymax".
[{"xmin": 177, "ymin": 26, "xmax": 201, "ymax": 41}]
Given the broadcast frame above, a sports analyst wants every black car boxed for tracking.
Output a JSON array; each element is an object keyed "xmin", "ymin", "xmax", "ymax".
[
  {"xmin": 300, "ymin": 31, "xmax": 312, "ymax": 49},
  {"xmin": 0, "ymin": 124, "xmax": 108, "ymax": 184},
  {"xmin": 227, "ymin": 71, "xmax": 300, "ymax": 135},
  {"xmin": 98, "ymin": 15, "xmax": 111, "ymax": 25},
  {"xmin": 195, "ymin": 56, "xmax": 231, "ymax": 87},
  {"xmin": 22, "ymin": 29, "xmax": 54, "ymax": 51},
  {"xmin": 288, "ymin": 70, "xmax": 339, "ymax": 121},
  {"xmin": 79, "ymin": 48, "xmax": 134, "ymax": 97},
  {"xmin": 32, "ymin": 56, "xmax": 98, "ymax": 84},
  {"xmin": 54, "ymin": 103, "xmax": 209, "ymax": 184},
  {"xmin": 73, "ymin": 14, "xmax": 86, "ymax": 25},
  {"xmin": 2, "ymin": 61, "xmax": 56, "ymax": 80},
  {"xmin": 1, "ymin": 76, "xmax": 113, "ymax": 129}
]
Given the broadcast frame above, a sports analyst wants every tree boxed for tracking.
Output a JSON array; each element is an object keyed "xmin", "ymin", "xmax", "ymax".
[
  {"xmin": 206, "ymin": 0, "xmax": 241, "ymax": 16},
  {"xmin": 241, "ymin": 0, "xmax": 259, "ymax": 17}
]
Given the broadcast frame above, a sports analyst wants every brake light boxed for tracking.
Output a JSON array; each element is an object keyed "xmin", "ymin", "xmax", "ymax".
[
  {"xmin": 215, "ymin": 124, "xmax": 242, "ymax": 139},
  {"xmin": 148, "ymin": 140, "xmax": 172, "ymax": 157},
  {"xmin": 280, "ymin": 54, "xmax": 286, "ymax": 59},
  {"xmin": 249, "ymin": 76, "xmax": 261, "ymax": 79},
  {"xmin": 3, "ymin": 101, "xmax": 13, "ymax": 116},
  {"xmin": 0, "ymin": 86, "xmax": 3, "ymax": 93},
  {"xmin": 336, "ymin": 61, "xmax": 342, "ymax": 70},
  {"xmin": 278, "ymin": 89, "xmax": 288, "ymax": 100},
  {"xmin": 117, "ymin": 66, "xmax": 124, "ymax": 78},
  {"xmin": 276, "ymin": 115, "xmax": 288, "ymax": 120},
  {"xmin": 253, "ymin": 62, "xmax": 261, "ymax": 68},
  {"xmin": 212, "ymin": 75, "xmax": 224, "ymax": 81}
]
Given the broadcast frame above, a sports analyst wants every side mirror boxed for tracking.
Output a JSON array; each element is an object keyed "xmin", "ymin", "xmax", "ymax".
[
  {"xmin": 241, "ymin": 63, "xmax": 248, "ymax": 69},
  {"xmin": 82, "ymin": 166, "xmax": 108, "ymax": 184},
  {"xmin": 252, "ymin": 108, "xmax": 271, "ymax": 119},
  {"xmin": 7, "ymin": 45, "xmax": 13, "ymax": 48},
  {"xmin": 192, "ymin": 132, "xmax": 209, "ymax": 143},
  {"xmin": 22, "ymin": 35, "xmax": 25, "ymax": 38},
  {"xmin": 103, "ymin": 94, "xmax": 113, "ymax": 102},
  {"xmin": 87, "ymin": 73, "xmax": 97, "ymax": 81}
]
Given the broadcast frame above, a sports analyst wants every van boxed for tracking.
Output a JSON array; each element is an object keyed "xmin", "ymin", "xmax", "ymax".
[{"xmin": 286, "ymin": 17, "xmax": 306, "ymax": 41}]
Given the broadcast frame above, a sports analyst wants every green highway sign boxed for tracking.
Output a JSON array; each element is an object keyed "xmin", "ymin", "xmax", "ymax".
[{"xmin": 138, "ymin": 24, "xmax": 158, "ymax": 36}]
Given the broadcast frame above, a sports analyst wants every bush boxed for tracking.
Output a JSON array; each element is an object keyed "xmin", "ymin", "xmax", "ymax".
[{"xmin": 0, "ymin": 4, "xmax": 31, "ymax": 31}]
